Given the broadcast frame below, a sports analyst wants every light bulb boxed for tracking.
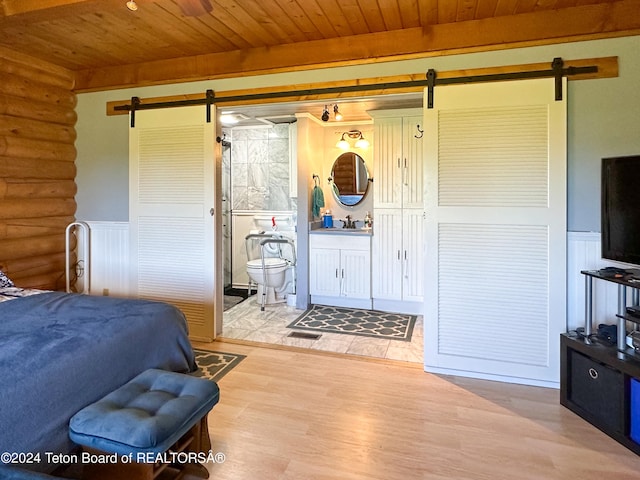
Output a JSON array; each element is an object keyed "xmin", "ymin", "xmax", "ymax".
[
  {"xmin": 355, "ymin": 136, "xmax": 369, "ymax": 149},
  {"xmin": 333, "ymin": 104, "xmax": 343, "ymax": 121},
  {"xmin": 336, "ymin": 133, "xmax": 350, "ymax": 149}
]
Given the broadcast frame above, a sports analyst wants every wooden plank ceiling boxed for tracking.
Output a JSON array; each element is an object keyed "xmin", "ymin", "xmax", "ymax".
[{"xmin": 1, "ymin": 0, "xmax": 639, "ymax": 92}]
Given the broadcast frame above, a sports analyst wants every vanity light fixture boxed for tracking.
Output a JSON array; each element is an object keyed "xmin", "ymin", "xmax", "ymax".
[
  {"xmin": 336, "ymin": 130, "xmax": 369, "ymax": 150},
  {"xmin": 336, "ymin": 134, "xmax": 350, "ymax": 150},
  {"xmin": 126, "ymin": 1, "xmax": 138, "ymax": 11},
  {"xmin": 355, "ymin": 134, "xmax": 370, "ymax": 149}
]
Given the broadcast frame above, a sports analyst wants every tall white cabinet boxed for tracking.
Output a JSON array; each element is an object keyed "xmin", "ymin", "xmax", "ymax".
[{"xmin": 369, "ymin": 109, "xmax": 425, "ymax": 314}]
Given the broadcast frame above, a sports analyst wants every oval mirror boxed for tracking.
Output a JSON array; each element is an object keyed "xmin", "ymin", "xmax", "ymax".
[{"xmin": 330, "ymin": 152, "xmax": 370, "ymax": 206}]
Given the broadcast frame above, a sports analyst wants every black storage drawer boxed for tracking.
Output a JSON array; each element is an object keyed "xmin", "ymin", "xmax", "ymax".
[{"xmin": 569, "ymin": 350, "xmax": 625, "ymax": 433}]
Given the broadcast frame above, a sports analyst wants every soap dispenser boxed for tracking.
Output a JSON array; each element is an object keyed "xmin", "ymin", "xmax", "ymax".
[
  {"xmin": 364, "ymin": 212, "xmax": 372, "ymax": 230},
  {"xmin": 322, "ymin": 209, "xmax": 333, "ymax": 228}
]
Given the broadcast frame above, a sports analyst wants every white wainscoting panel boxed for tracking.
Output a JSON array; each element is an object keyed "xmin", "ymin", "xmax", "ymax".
[
  {"xmin": 86, "ymin": 221, "xmax": 130, "ymax": 297},
  {"xmin": 567, "ymin": 231, "xmax": 633, "ymax": 331}
]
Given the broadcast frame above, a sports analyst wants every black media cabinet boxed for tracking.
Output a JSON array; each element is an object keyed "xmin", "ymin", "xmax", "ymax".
[{"xmin": 560, "ymin": 270, "xmax": 640, "ymax": 455}]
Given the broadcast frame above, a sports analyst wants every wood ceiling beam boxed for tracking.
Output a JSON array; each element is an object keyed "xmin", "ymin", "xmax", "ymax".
[{"xmin": 74, "ymin": 0, "xmax": 640, "ymax": 92}]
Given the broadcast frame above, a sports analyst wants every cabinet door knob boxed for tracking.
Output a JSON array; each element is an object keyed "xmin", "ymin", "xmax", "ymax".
[{"xmin": 588, "ymin": 367, "xmax": 599, "ymax": 379}]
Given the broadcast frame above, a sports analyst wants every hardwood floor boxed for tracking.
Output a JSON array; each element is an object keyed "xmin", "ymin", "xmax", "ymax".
[{"xmin": 193, "ymin": 339, "xmax": 640, "ymax": 480}]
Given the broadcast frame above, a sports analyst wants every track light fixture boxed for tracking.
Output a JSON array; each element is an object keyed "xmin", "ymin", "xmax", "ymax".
[
  {"xmin": 321, "ymin": 105, "xmax": 330, "ymax": 122},
  {"xmin": 321, "ymin": 103, "xmax": 344, "ymax": 122},
  {"xmin": 336, "ymin": 130, "xmax": 369, "ymax": 150},
  {"xmin": 333, "ymin": 104, "xmax": 343, "ymax": 121}
]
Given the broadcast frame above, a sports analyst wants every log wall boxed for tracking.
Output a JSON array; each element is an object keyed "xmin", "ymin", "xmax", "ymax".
[{"xmin": 0, "ymin": 46, "xmax": 77, "ymax": 290}]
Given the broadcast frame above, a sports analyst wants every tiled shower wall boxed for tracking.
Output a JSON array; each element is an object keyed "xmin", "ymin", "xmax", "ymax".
[{"xmin": 229, "ymin": 124, "xmax": 297, "ymax": 211}]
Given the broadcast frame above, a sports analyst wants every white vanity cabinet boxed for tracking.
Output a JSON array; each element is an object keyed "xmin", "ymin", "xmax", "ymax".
[
  {"xmin": 369, "ymin": 108, "xmax": 425, "ymax": 314},
  {"xmin": 309, "ymin": 233, "xmax": 372, "ymax": 309}
]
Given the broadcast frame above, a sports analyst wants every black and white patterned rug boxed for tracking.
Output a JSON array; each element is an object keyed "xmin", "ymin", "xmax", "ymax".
[
  {"xmin": 287, "ymin": 305, "xmax": 416, "ymax": 341},
  {"xmin": 191, "ymin": 349, "xmax": 246, "ymax": 382}
]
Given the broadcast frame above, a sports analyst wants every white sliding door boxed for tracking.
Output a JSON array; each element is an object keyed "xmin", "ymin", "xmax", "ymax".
[
  {"xmin": 130, "ymin": 106, "xmax": 219, "ymax": 341},
  {"xmin": 424, "ymin": 79, "xmax": 567, "ymax": 386}
]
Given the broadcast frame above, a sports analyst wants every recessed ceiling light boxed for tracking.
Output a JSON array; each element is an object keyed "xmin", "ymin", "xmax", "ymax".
[
  {"xmin": 126, "ymin": 1, "xmax": 138, "ymax": 12},
  {"xmin": 220, "ymin": 112, "xmax": 250, "ymax": 125},
  {"xmin": 220, "ymin": 114, "xmax": 239, "ymax": 125}
]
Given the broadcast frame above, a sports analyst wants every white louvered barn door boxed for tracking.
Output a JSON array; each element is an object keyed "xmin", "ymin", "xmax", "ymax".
[
  {"xmin": 130, "ymin": 106, "xmax": 217, "ymax": 341},
  {"xmin": 423, "ymin": 79, "xmax": 567, "ymax": 386}
]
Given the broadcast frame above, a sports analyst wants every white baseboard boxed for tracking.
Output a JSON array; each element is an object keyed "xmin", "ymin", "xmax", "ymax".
[
  {"xmin": 310, "ymin": 295, "xmax": 372, "ymax": 309},
  {"xmin": 424, "ymin": 365, "xmax": 560, "ymax": 389},
  {"xmin": 372, "ymin": 299, "xmax": 423, "ymax": 315}
]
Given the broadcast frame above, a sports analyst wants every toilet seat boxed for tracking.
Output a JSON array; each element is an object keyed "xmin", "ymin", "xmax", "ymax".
[{"xmin": 247, "ymin": 258, "xmax": 287, "ymax": 269}]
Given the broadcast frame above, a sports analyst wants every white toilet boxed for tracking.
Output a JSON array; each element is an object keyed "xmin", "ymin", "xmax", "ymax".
[
  {"xmin": 246, "ymin": 257, "xmax": 289, "ymax": 304},
  {"xmin": 245, "ymin": 232, "xmax": 296, "ymax": 310}
]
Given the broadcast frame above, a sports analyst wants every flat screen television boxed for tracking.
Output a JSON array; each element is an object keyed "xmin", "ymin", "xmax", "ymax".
[{"xmin": 601, "ymin": 155, "xmax": 640, "ymax": 266}]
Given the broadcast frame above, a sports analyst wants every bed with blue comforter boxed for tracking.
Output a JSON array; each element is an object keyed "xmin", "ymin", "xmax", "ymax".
[{"xmin": 0, "ymin": 289, "xmax": 196, "ymax": 473}]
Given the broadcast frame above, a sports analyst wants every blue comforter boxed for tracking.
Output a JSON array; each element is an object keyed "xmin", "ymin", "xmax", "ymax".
[{"xmin": 0, "ymin": 292, "xmax": 196, "ymax": 473}]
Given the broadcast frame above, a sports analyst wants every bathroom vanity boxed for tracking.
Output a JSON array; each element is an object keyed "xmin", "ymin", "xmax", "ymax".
[{"xmin": 309, "ymin": 230, "xmax": 372, "ymax": 309}]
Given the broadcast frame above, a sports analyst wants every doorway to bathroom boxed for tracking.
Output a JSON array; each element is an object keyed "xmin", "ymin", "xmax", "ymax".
[
  {"xmin": 220, "ymin": 120, "xmax": 298, "ymax": 319},
  {"xmin": 216, "ymin": 99, "xmax": 424, "ymax": 365}
]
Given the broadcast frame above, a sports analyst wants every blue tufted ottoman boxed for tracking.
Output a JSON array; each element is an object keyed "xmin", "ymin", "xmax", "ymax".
[{"xmin": 69, "ymin": 368, "xmax": 219, "ymax": 480}]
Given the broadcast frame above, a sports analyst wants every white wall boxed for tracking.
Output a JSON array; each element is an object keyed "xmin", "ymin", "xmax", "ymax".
[{"xmin": 295, "ymin": 115, "xmax": 325, "ymax": 308}]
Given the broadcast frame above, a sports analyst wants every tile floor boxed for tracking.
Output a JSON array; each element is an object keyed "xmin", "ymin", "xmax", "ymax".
[{"xmin": 221, "ymin": 296, "xmax": 423, "ymax": 364}]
